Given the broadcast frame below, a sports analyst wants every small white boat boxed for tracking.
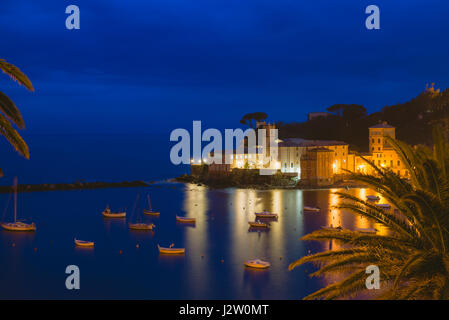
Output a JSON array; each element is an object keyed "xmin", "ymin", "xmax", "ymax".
[
  {"xmin": 248, "ymin": 221, "xmax": 269, "ymax": 228},
  {"xmin": 254, "ymin": 211, "xmax": 278, "ymax": 219},
  {"xmin": 143, "ymin": 195, "xmax": 160, "ymax": 216},
  {"xmin": 176, "ymin": 215, "xmax": 196, "ymax": 223},
  {"xmin": 304, "ymin": 206, "xmax": 320, "ymax": 212},
  {"xmin": 157, "ymin": 244, "xmax": 185, "ymax": 254},
  {"xmin": 1, "ymin": 222, "xmax": 36, "ymax": 232},
  {"xmin": 129, "ymin": 223, "xmax": 155, "ymax": 231},
  {"xmin": 1, "ymin": 178, "xmax": 36, "ymax": 232},
  {"xmin": 74, "ymin": 238, "xmax": 94, "ymax": 247},
  {"xmin": 355, "ymin": 227, "xmax": 377, "ymax": 234},
  {"xmin": 367, "ymin": 195, "xmax": 380, "ymax": 202},
  {"xmin": 244, "ymin": 259, "xmax": 271, "ymax": 269},
  {"xmin": 102, "ymin": 206, "xmax": 126, "ymax": 218},
  {"xmin": 375, "ymin": 204, "xmax": 391, "ymax": 211}
]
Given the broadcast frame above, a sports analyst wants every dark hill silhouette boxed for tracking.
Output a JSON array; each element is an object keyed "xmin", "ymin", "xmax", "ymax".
[{"xmin": 277, "ymin": 84, "xmax": 449, "ymax": 152}]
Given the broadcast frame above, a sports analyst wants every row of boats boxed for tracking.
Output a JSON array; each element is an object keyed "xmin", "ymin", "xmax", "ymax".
[
  {"xmin": 244, "ymin": 206, "xmax": 320, "ymax": 268},
  {"xmin": 0, "ymin": 184, "xmax": 188, "ymax": 254},
  {"xmin": 101, "ymin": 200, "xmax": 269, "ymax": 266},
  {"xmin": 246, "ymin": 211, "xmax": 278, "ymax": 268},
  {"xmin": 78, "ymin": 195, "xmax": 194, "ymax": 253}
]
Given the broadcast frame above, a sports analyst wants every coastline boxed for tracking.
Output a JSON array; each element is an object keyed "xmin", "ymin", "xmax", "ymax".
[
  {"xmin": 0, "ymin": 176, "xmax": 368, "ymax": 194},
  {"xmin": 173, "ymin": 174, "xmax": 367, "ymax": 191},
  {"xmin": 0, "ymin": 180, "xmax": 151, "ymax": 194}
]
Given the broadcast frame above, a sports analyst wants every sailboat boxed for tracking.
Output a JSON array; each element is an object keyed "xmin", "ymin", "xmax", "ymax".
[
  {"xmin": 143, "ymin": 195, "xmax": 160, "ymax": 216},
  {"xmin": 129, "ymin": 193, "xmax": 155, "ymax": 231},
  {"xmin": 1, "ymin": 178, "xmax": 36, "ymax": 232}
]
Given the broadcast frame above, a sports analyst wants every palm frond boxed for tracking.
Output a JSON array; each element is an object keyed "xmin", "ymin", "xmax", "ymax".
[
  {"xmin": 290, "ymin": 125, "xmax": 449, "ymax": 300},
  {"xmin": 0, "ymin": 113, "xmax": 29, "ymax": 159},
  {"xmin": 0, "ymin": 59, "xmax": 34, "ymax": 91},
  {"xmin": 0, "ymin": 91, "xmax": 25, "ymax": 129}
]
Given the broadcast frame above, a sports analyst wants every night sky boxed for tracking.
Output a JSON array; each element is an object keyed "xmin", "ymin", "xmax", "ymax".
[{"xmin": 1, "ymin": 0, "xmax": 449, "ymax": 135}]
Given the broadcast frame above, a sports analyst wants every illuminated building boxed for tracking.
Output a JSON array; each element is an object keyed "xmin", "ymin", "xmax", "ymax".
[
  {"xmin": 194, "ymin": 121, "xmax": 409, "ymax": 184},
  {"xmin": 364, "ymin": 122, "xmax": 408, "ymax": 177}
]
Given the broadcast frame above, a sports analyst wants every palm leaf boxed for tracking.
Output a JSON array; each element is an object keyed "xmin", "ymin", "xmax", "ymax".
[
  {"xmin": 0, "ymin": 59, "xmax": 34, "ymax": 91},
  {"xmin": 0, "ymin": 91, "xmax": 25, "ymax": 129},
  {"xmin": 0, "ymin": 113, "xmax": 29, "ymax": 159}
]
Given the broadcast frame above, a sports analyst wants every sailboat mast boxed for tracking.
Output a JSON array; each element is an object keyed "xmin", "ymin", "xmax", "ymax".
[
  {"xmin": 148, "ymin": 195, "xmax": 151, "ymax": 211},
  {"xmin": 13, "ymin": 177, "xmax": 17, "ymax": 223}
]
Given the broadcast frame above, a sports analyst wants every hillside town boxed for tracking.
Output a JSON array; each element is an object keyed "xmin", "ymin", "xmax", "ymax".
[{"xmin": 191, "ymin": 121, "xmax": 407, "ymax": 187}]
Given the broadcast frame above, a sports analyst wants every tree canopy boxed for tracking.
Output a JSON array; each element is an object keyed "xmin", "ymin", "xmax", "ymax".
[{"xmin": 240, "ymin": 112, "xmax": 268, "ymax": 128}]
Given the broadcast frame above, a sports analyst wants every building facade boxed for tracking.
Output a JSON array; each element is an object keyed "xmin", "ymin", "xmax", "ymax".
[{"xmin": 195, "ymin": 121, "xmax": 408, "ymax": 185}]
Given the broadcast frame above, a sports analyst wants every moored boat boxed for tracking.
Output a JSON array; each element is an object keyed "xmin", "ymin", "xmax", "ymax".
[
  {"xmin": 1, "ymin": 178, "xmax": 36, "ymax": 232},
  {"xmin": 157, "ymin": 244, "xmax": 185, "ymax": 254},
  {"xmin": 303, "ymin": 206, "xmax": 320, "ymax": 212},
  {"xmin": 248, "ymin": 221, "xmax": 269, "ymax": 228},
  {"xmin": 244, "ymin": 259, "xmax": 271, "ymax": 269},
  {"xmin": 367, "ymin": 195, "xmax": 380, "ymax": 202},
  {"xmin": 102, "ymin": 206, "xmax": 126, "ymax": 218},
  {"xmin": 176, "ymin": 215, "xmax": 196, "ymax": 223},
  {"xmin": 74, "ymin": 238, "xmax": 94, "ymax": 247},
  {"xmin": 1, "ymin": 221, "xmax": 36, "ymax": 232},
  {"xmin": 143, "ymin": 195, "xmax": 160, "ymax": 216},
  {"xmin": 129, "ymin": 223, "xmax": 155, "ymax": 230},
  {"xmin": 254, "ymin": 211, "xmax": 278, "ymax": 219}
]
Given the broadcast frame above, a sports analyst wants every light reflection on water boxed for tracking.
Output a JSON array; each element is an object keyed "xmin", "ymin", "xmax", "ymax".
[{"xmin": 0, "ymin": 185, "xmax": 386, "ymax": 299}]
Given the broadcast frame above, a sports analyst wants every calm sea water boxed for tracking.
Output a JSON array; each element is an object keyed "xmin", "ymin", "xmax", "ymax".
[
  {"xmin": 0, "ymin": 134, "xmax": 385, "ymax": 299},
  {"xmin": 0, "ymin": 183, "xmax": 384, "ymax": 299}
]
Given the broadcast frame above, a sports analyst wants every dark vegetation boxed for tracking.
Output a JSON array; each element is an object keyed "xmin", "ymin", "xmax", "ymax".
[
  {"xmin": 0, "ymin": 180, "xmax": 150, "ymax": 193},
  {"xmin": 176, "ymin": 168, "xmax": 296, "ymax": 189},
  {"xmin": 277, "ymin": 84, "xmax": 449, "ymax": 152}
]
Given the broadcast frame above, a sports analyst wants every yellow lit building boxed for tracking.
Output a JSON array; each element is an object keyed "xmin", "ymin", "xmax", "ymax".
[
  {"xmin": 198, "ymin": 121, "xmax": 408, "ymax": 184},
  {"xmin": 355, "ymin": 122, "xmax": 408, "ymax": 177}
]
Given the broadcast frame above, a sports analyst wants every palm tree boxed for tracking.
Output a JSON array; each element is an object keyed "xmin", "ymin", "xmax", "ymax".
[
  {"xmin": 0, "ymin": 59, "xmax": 33, "ymax": 177},
  {"xmin": 289, "ymin": 126, "xmax": 449, "ymax": 299}
]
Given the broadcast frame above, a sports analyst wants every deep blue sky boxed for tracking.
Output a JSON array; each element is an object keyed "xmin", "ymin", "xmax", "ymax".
[{"xmin": 1, "ymin": 0, "xmax": 449, "ymax": 135}]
